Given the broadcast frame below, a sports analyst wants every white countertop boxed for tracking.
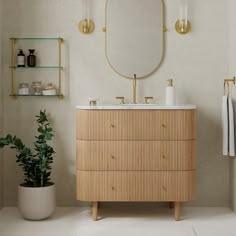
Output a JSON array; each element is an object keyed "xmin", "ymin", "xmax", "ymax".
[{"xmin": 76, "ymin": 104, "xmax": 197, "ymax": 110}]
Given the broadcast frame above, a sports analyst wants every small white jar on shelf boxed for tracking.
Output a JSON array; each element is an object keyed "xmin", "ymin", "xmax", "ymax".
[
  {"xmin": 31, "ymin": 81, "xmax": 43, "ymax": 95},
  {"xmin": 42, "ymin": 83, "xmax": 57, "ymax": 96},
  {"xmin": 18, "ymin": 83, "xmax": 30, "ymax": 95}
]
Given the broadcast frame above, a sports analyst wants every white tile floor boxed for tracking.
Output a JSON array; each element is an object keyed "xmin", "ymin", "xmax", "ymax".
[{"xmin": 0, "ymin": 207, "xmax": 236, "ymax": 236}]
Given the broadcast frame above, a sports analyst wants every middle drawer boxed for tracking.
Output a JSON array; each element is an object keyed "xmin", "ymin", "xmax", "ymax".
[{"xmin": 77, "ymin": 140, "xmax": 196, "ymax": 171}]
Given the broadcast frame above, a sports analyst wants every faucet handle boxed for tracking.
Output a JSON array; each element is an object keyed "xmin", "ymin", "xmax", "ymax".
[
  {"xmin": 88, "ymin": 97, "xmax": 98, "ymax": 106},
  {"xmin": 89, "ymin": 100, "xmax": 97, "ymax": 106},
  {"xmin": 116, "ymin": 96, "xmax": 125, "ymax": 104},
  {"xmin": 145, "ymin": 96, "xmax": 154, "ymax": 104}
]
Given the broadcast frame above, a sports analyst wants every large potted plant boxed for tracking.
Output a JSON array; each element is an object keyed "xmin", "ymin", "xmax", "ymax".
[{"xmin": 0, "ymin": 110, "xmax": 56, "ymax": 220}]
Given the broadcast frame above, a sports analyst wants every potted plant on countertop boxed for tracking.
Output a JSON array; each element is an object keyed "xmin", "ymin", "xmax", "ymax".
[{"xmin": 0, "ymin": 110, "xmax": 56, "ymax": 220}]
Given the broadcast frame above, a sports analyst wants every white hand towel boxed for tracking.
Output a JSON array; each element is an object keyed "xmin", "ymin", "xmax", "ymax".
[
  {"xmin": 222, "ymin": 95, "xmax": 228, "ymax": 156},
  {"xmin": 228, "ymin": 97, "xmax": 235, "ymax": 156}
]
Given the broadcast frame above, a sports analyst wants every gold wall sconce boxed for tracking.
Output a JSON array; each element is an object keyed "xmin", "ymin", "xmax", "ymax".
[
  {"xmin": 78, "ymin": 0, "xmax": 95, "ymax": 34},
  {"xmin": 175, "ymin": 0, "xmax": 191, "ymax": 34}
]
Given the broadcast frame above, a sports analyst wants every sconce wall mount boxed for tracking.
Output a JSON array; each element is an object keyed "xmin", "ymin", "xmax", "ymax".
[
  {"xmin": 175, "ymin": 20, "xmax": 191, "ymax": 34},
  {"xmin": 78, "ymin": 19, "xmax": 95, "ymax": 34}
]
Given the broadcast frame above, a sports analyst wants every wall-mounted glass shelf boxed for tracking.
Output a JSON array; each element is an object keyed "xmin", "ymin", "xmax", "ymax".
[
  {"xmin": 9, "ymin": 37, "xmax": 64, "ymax": 100},
  {"xmin": 11, "ymin": 94, "xmax": 57, "ymax": 97},
  {"xmin": 10, "ymin": 37, "xmax": 63, "ymax": 41},
  {"xmin": 10, "ymin": 66, "xmax": 63, "ymax": 69},
  {"xmin": 10, "ymin": 94, "xmax": 64, "ymax": 99}
]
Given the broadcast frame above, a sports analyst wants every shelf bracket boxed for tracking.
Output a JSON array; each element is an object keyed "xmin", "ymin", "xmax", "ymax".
[
  {"xmin": 58, "ymin": 38, "xmax": 63, "ymax": 99},
  {"xmin": 11, "ymin": 39, "xmax": 16, "ymax": 97},
  {"xmin": 57, "ymin": 94, "xmax": 64, "ymax": 100}
]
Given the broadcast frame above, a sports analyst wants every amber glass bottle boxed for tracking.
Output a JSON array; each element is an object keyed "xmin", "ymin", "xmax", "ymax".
[{"xmin": 27, "ymin": 49, "xmax": 36, "ymax": 67}]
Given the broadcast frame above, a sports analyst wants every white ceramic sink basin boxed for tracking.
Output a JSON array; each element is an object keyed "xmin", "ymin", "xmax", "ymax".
[{"xmin": 76, "ymin": 104, "xmax": 196, "ymax": 110}]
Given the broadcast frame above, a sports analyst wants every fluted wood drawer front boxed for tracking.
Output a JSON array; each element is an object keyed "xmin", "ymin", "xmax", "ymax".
[
  {"xmin": 76, "ymin": 110, "xmax": 196, "ymax": 140},
  {"xmin": 77, "ymin": 170, "xmax": 196, "ymax": 202},
  {"xmin": 77, "ymin": 140, "xmax": 196, "ymax": 171}
]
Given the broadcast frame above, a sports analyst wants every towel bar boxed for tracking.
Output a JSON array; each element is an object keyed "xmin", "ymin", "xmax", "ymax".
[
  {"xmin": 224, "ymin": 77, "xmax": 236, "ymax": 85},
  {"xmin": 224, "ymin": 77, "xmax": 235, "ymax": 96}
]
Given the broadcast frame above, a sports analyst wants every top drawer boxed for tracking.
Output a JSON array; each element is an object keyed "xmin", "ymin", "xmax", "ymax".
[{"xmin": 76, "ymin": 109, "xmax": 196, "ymax": 141}]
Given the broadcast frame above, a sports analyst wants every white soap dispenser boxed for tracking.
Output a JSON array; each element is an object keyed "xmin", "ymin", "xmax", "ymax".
[{"xmin": 166, "ymin": 79, "xmax": 175, "ymax": 105}]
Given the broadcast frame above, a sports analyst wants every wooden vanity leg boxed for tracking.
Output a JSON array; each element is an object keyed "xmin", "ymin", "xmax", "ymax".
[
  {"xmin": 174, "ymin": 202, "xmax": 180, "ymax": 221},
  {"xmin": 92, "ymin": 202, "xmax": 98, "ymax": 221},
  {"xmin": 169, "ymin": 202, "xmax": 174, "ymax": 209}
]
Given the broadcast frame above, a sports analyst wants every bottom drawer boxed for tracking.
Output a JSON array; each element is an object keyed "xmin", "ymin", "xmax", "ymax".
[{"xmin": 77, "ymin": 170, "xmax": 196, "ymax": 202}]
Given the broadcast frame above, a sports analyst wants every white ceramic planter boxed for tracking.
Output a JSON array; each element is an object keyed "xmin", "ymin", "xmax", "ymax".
[{"xmin": 18, "ymin": 183, "xmax": 56, "ymax": 220}]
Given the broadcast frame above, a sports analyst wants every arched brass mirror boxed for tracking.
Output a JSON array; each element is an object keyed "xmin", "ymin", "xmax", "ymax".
[{"xmin": 104, "ymin": 0, "xmax": 166, "ymax": 79}]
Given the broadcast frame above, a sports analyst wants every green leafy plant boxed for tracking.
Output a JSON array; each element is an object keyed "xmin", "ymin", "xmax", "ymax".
[{"xmin": 0, "ymin": 110, "xmax": 55, "ymax": 187}]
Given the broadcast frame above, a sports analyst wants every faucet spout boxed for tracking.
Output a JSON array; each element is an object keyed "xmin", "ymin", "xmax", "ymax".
[{"xmin": 133, "ymin": 74, "xmax": 137, "ymax": 104}]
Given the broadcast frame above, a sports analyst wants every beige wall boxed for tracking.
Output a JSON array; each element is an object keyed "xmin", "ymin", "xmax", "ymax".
[
  {"xmin": 230, "ymin": 161, "xmax": 236, "ymax": 211},
  {"xmin": 2, "ymin": 0, "xmax": 230, "ymax": 206},
  {"xmin": 0, "ymin": 0, "xmax": 3, "ymax": 210},
  {"xmin": 228, "ymin": 0, "xmax": 236, "ymax": 212}
]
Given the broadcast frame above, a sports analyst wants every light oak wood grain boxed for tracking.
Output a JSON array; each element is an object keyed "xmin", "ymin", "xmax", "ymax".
[
  {"xmin": 77, "ymin": 170, "xmax": 196, "ymax": 202},
  {"xmin": 92, "ymin": 202, "xmax": 98, "ymax": 221},
  {"xmin": 77, "ymin": 140, "xmax": 196, "ymax": 171},
  {"xmin": 76, "ymin": 109, "xmax": 196, "ymax": 220},
  {"xmin": 76, "ymin": 110, "xmax": 196, "ymax": 141},
  {"xmin": 174, "ymin": 202, "xmax": 180, "ymax": 221}
]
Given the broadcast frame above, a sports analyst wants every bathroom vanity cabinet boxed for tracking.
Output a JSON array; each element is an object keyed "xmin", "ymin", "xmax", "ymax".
[{"xmin": 76, "ymin": 107, "xmax": 196, "ymax": 221}]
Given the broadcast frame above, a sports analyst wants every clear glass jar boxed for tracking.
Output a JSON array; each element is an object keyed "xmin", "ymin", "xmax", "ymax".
[
  {"xmin": 31, "ymin": 81, "xmax": 43, "ymax": 95},
  {"xmin": 18, "ymin": 83, "xmax": 29, "ymax": 95},
  {"xmin": 42, "ymin": 83, "xmax": 57, "ymax": 96}
]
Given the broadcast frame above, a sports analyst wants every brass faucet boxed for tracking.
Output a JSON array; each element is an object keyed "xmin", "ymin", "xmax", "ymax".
[{"xmin": 133, "ymin": 74, "xmax": 137, "ymax": 104}]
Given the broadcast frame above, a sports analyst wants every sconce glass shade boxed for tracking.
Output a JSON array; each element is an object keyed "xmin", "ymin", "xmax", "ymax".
[
  {"xmin": 78, "ymin": 0, "xmax": 95, "ymax": 34},
  {"xmin": 175, "ymin": 0, "xmax": 191, "ymax": 34}
]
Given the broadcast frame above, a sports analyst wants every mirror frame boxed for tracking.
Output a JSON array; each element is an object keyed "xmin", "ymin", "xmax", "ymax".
[{"xmin": 104, "ymin": 0, "xmax": 166, "ymax": 79}]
